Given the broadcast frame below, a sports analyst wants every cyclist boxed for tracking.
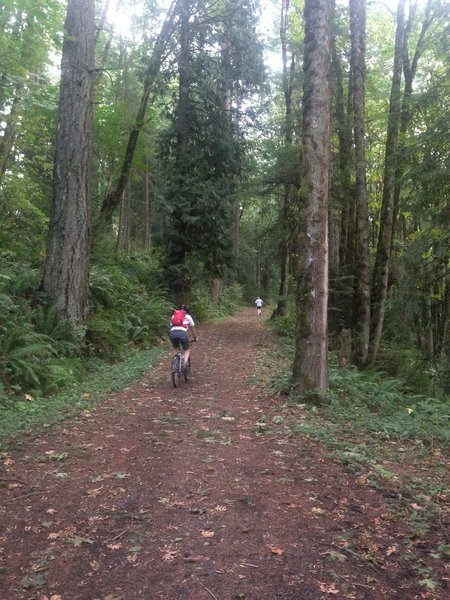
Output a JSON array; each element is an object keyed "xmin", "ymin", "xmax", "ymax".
[
  {"xmin": 169, "ymin": 305, "xmax": 197, "ymax": 368},
  {"xmin": 255, "ymin": 296, "xmax": 263, "ymax": 316}
]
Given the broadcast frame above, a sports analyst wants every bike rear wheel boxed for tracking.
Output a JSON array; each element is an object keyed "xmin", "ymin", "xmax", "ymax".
[{"xmin": 172, "ymin": 355, "xmax": 182, "ymax": 388}]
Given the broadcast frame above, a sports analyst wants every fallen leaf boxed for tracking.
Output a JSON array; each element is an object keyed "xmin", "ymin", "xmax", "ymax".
[
  {"xmin": 114, "ymin": 472, "xmax": 130, "ymax": 479},
  {"xmin": 312, "ymin": 507, "xmax": 327, "ymax": 516},
  {"xmin": 201, "ymin": 530, "xmax": 215, "ymax": 538},
  {"xmin": 47, "ymin": 532, "xmax": 61, "ymax": 540},
  {"xmin": 107, "ymin": 543, "xmax": 122, "ymax": 550},
  {"xmin": 386, "ymin": 545, "xmax": 399, "ymax": 556},
  {"xmin": 69, "ymin": 535, "xmax": 93, "ymax": 547},
  {"xmin": 163, "ymin": 549, "xmax": 178, "ymax": 561},
  {"xmin": 270, "ymin": 546, "xmax": 283, "ymax": 555},
  {"xmin": 126, "ymin": 554, "xmax": 138, "ymax": 564},
  {"xmin": 46, "ymin": 508, "xmax": 57, "ymax": 515},
  {"xmin": 87, "ymin": 487, "xmax": 103, "ymax": 497},
  {"xmin": 319, "ymin": 582, "xmax": 339, "ymax": 594}
]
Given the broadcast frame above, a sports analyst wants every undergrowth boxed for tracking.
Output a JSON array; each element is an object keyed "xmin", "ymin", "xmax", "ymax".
[
  {"xmin": 0, "ymin": 344, "xmax": 167, "ymax": 451},
  {"xmin": 269, "ymin": 352, "xmax": 449, "ymax": 446}
]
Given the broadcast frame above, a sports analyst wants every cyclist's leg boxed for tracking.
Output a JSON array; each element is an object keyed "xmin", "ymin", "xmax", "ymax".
[{"xmin": 179, "ymin": 331, "xmax": 190, "ymax": 368}]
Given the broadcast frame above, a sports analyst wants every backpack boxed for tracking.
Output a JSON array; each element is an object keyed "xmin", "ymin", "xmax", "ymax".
[{"xmin": 171, "ymin": 309, "xmax": 186, "ymax": 327}]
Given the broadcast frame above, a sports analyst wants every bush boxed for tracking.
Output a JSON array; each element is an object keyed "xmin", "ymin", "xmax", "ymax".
[
  {"xmin": 268, "ymin": 351, "xmax": 449, "ymax": 444},
  {"xmin": 322, "ymin": 358, "xmax": 449, "ymax": 444},
  {"xmin": 87, "ymin": 260, "xmax": 171, "ymax": 357},
  {"xmin": 0, "ymin": 250, "xmax": 171, "ymax": 399},
  {"xmin": 269, "ymin": 297, "xmax": 296, "ymax": 339}
]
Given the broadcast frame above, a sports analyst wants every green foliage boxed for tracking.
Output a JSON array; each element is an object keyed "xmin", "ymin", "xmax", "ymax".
[
  {"xmin": 0, "ymin": 256, "xmax": 79, "ymax": 400},
  {"xmin": 0, "ymin": 249, "xmax": 171, "ymax": 399},
  {"xmin": 154, "ymin": 0, "xmax": 265, "ymax": 291},
  {"xmin": 86, "ymin": 254, "xmax": 172, "ymax": 357},
  {"xmin": 324, "ymin": 362, "xmax": 449, "ymax": 444},
  {"xmin": 184, "ymin": 282, "xmax": 244, "ymax": 322},
  {"xmin": 270, "ymin": 304, "xmax": 296, "ymax": 339},
  {"xmin": 376, "ymin": 343, "xmax": 450, "ymax": 398},
  {"xmin": 269, "ymin": 351, "xmax": 449, "ymax": 445}
]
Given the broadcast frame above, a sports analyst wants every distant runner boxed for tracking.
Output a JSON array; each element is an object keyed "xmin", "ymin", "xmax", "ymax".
[{"xmin": 255, "ymin": 296, "xmax": 263, "ymax": 316}]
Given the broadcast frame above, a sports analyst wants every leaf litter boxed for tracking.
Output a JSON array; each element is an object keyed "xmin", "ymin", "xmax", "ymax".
[{"xmin": 0, "ymin": 308, "xmax": 448, "ymax": 600}]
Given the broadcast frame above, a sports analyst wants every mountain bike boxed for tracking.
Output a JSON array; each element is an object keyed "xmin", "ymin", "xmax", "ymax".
[{"xmin": 171, "ymin": 339, "xmax": 194, "ymax": 388}]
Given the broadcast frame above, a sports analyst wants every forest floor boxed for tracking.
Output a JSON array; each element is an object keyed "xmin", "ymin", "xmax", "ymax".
[{"xmin": 0, "ymin": 308, "xmax": 448, "ymax": 600}]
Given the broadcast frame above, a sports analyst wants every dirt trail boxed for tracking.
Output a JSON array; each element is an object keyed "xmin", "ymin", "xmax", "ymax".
[{"xmin": 0, "ymin": 309, "xmax": 445, "ymax": 599}]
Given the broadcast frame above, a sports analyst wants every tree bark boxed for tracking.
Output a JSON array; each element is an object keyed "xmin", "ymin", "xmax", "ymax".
[
  {"xmin": 349, "ymin": 0, "xmax": 370, "ymax": 366},
  {"xmin": 292, "ymin": 0, "xmax": 331, "ymax": 394},
  {"xmin": 176, "ymin": 0, "xmax": 190, "ymax": 167},
  {"xmin": 0, "ymin": 89, "xmax": 22, "ymax": 182},
  {"xmin": 273, "ymin": 0, "xmax": 295, "ymax": 319},
  {"xmin": 332, "ymin": 33, "xmax": 353, "ymax": 273},
  {"xmin": 368, "ymin": 0, "xmax": 405, "ymax": 365},
  {"xmin": 330, "ymin": 27, "xmax": 354, "ymax": 333},
  {"xmin": 43, "ymin": 0, "xmax": 95, "ymax": 324},
  {"xmin": 142, "ymin": 162, "xmax": 151, "ymax": 250}
]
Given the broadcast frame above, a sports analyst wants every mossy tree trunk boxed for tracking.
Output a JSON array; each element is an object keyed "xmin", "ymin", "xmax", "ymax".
[{"xmin": 292, "ymin": 0, "xmax": 331, "ymax": 395}]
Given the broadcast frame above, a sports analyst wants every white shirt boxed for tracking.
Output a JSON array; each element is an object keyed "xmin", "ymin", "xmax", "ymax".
[{"xmin": 171, "ymin": 314, "xmax": 195, "ymax": 331}]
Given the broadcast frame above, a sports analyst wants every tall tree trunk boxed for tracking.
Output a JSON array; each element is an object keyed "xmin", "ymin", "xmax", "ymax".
[
  {"xmin": 391, "ymin": 1, "xmax": 434, "ymax": 254},
  {"xmin": 423, "ymin": 295, "xmax": 434, "ymax": 360},
  {"xmin": 43, "ymin": 0, "xmax": 95, "ymax": 324},
  {"xmin": 349, "ymin": 0, "xmax": 370, "ymax": 366},
  {"xmin": 0, "ymin": 89, "xmax": 22, "ymax": 182},
  {"xmin": 273, "ymin": 0, "xmax": 295, "ymax": 319},
  {"xmin": 167, "ymin": 0, "xmax": 192, "ymax": 295},
  {"xmin": 368, "ymin": 0, "xmax": 405, "ymax": 365},
  {"xmin": 176, "ymin": 0, "xmax": 190, "ymax": 167},
  {"xmin": 330, "ymin": 28, "xmax": 354, "ymax": 332},
  {"xmin": 116, "ymin": 184, "xmax": 131, "ymax": 253},
  {"xmin": 220, "ymin": 0, "xmax": 237, "ymax": 286},
  {"xmin": 292, "ymin": 0, "xmax": 331, "ymax": 394},
  {"xmin": 332, "ymin": 46, "xmax": 353, "ymax": 271},
  {"xmin": 142, "ymin": 161, "xmax": 151, "ymax": 251},
  {"xmin": 98, "ymin": 0, "xmax": 179, "ymax": 227}
]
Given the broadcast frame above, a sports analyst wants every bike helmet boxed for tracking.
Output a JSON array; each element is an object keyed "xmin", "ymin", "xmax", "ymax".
[{"xmin": 180, "ymin": 304, "xmax": 190, "ymax": 313}]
